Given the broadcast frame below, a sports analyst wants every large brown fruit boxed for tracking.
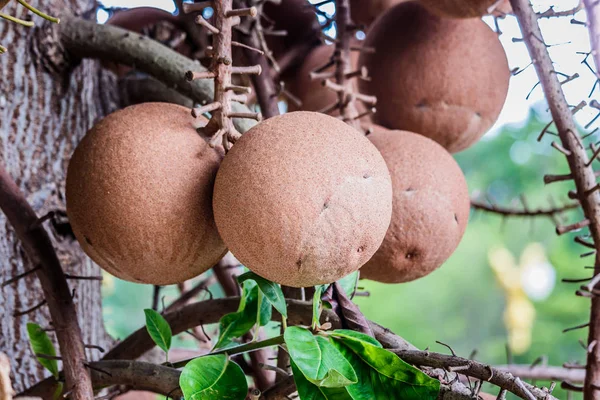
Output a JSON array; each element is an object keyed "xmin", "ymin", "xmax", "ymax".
[
  {"xmin": 361, "ymin": 126, "xmax": 470, "ymax": 283},
  {"xmin": 263, "ymin": 0, "xmax": 321, "ymax": 60},
  {"xmin": 350, "ymin": 0, "xmax": 406, "ymax": 27},
  {"xmin": 358, "ymin": 1, "xmax": 510, "ymax": 153},
  {"xmin": 420, "ymin": 0, "xmax": 501, "ymax": 18},
  {"xmin": 66, "ymin": 103, "xmax": 226, "ymax": 285},
  {"xmin": 213, "ymin": 112, "xmax": 393, "ymax": 287}
]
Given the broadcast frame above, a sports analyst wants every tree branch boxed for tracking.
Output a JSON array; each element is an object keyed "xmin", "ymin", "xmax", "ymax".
[
  {"xmin": 0, "ymin": 165, "xmax": 93, "ymax": 400},
  {"xmin": 494, "ymin": 364, "xmax": 585, "ymax": 383},
  {"xmin": 510, "ymin": 0, "xmax": 600, "ymax": 398},
  {"xmin": 57, "ymin": 15, "xmax": 256, "ymax": 134},
  {"xmin": 88, "ymin": 360, "xmax": 182, "ymax": 398},
  {"xmin": 234, "ymin": 0, "xmax": 280, "ymax": 119},
  {"xmin": 396, "ymin": 350, "xmax": 557, "ymax": 400},
  {"xmin": 471, "ymin": 198, "xmax": 579, "ymax": 218}
]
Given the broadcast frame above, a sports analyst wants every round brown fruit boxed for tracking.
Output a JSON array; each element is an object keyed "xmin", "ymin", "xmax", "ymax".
[
  {"xmin": 213, "ymin": 112, "xmax": 393, "ymax": 287},
  {"xmin": 360, "ymin": 126, "xmax": 470, "ymax": 284},
  {"xmin": 358, "ymin": 1, "xmax": 510, "ymax": 153},
  {"xmin": 420, "ymin": 0, "xmax": 502, "ymax": 18},
  {"xmin": 350, "ymin": 0, "xmax": 406, "ymax": 27},
  {"xmin": 263, "ymin": 0, "xmax": 321, "ymax": 60},
  {"xmin": 66, "ymin": 102, "xmax": 226, "ymax": 285}
]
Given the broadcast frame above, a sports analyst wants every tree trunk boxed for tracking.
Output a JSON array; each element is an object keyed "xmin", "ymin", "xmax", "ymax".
[{"xmin": 0, "ymin": 0, "xmax": 118, "ymax": 393}]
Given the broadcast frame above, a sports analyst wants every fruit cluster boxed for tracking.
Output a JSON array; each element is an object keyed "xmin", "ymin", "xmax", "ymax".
[{"xmin": 66, "ymin": 0, "xmax": 510, "ymax": 288}]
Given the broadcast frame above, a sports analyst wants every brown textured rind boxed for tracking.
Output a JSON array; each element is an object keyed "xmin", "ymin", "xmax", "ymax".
[
  {"xmin": 420, "ymin": 0, "xmax": 500, "ymax": 18},
  {"xmin": 361, "ymin": 126, "xmax": 470, "ymax": 284},
  {"xmin": 350, "ymin": 0, "xmax": 407, "ymax": 27},
  {"xmin": 358, "ymin": 1, "xmax": 510, "ymax": 153},
  {"xmin": 213, "ymin": 111, "xmax": 393, "ymax": 287},
  {"xmin": 66, "ymin": 102, "xmax": 226, "ymax": 285}
]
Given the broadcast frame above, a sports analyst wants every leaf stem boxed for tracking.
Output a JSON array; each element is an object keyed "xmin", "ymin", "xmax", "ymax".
[
  {"xmin": 16, "ymin": 0, "xmax": 59, "ymax": 23},
  {"xmin": 170, "ymin": 335, "xmax": 285, "ymax": 369},
  {"xmin": 0, "ymin": 12, "xmax": 34, "ymax": 26}
]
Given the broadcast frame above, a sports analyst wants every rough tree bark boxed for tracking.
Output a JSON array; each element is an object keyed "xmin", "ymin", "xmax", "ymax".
[{"xmin": 0, "ymin": 0, "xmax": 118, "ymax": 392}]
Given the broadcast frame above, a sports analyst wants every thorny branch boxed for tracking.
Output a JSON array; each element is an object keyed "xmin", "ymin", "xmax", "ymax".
[
  {"xmin": 510, "ymin": 0, "xmax": 600, "ymax": 398},
  {"xmin": 57, "ymin": 15, "xmax": 257, "ymax": 134},
  {"xmin": 233, "ymin": 0, "xmax": 280, "ymax": 119},
  {"xmin": 183, "ymin": 0, "xmax": 261, "ymax": 150},
  {"xmin": 332, "ymin": 0, "xmax": 362, "ymax": 130},
  {"xmin": 0, "ymin": 165, "xmax": 93, "ymax": 400},
  {"xmin": 471, "ymin": 198, "xmax": 580, "ymax": 219},
  {"xmin": 494, "ymin": 364, "xmax": 585, "ymax": 383},
  {"xmin": 309, "ymin": 0, "xmax": 376, "ymax": 131}
]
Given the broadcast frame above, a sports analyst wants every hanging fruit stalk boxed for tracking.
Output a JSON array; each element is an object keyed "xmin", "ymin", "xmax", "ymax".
[
  {"xmin": 183, "ymin": 0, "xmax": 262, "ymax": 151},
  {"xmin": 309, "ymin": 0, "xmax": 376, "ymax": 132}
]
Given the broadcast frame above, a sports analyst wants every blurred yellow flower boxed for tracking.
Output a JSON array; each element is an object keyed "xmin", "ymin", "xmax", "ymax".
[{"xmin": 488, "ymin": 243, "xmax": 555, "ymax": 354}]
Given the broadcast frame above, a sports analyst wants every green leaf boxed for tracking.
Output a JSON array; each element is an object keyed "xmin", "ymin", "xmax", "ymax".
[
  {"xmin": 330, "ymin": 335, "xmax": 440, "ymax": 400},
  {"xmin": 144, "ymin": 309, "xmax": 172, "ymax": 356},
  {"xmin": 330, "ymin": 330, "xmax": 382, "ymax": 348},
  {"xmin": 238, "ymin": 271, "xmax": 287, "ymax": 318},
  {"xmin": 179, "ymin": 354, "xmax": 247, "ymax": 400},
  {"xmin": 258, "ymin": 290, "xmax": 272, "ymax": 327},
  {"xmin": 284, "ymin": 327, "xmax": 357, "ymax": 388},
  {"xmin": 291, "ymin": 360, "xmax": 353, "ymax": 400},
  {"xmin": 337, "ymin": 271, "xmax": 359, "ymax": 297},
  {"xmin": 313, "ymin": 284, "xmax": 326, "ymax": 330},
  {"xmin": 26, "ymin": 322, "xmax": 59, "ymax": 378},
  {"xmin": 214, "ymin": 281, "xmax": 260, "ymax": 349}
]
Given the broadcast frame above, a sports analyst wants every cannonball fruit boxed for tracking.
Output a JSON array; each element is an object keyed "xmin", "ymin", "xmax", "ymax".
[
  {"xmin": 350, "ymin": 0, "xmax": 406, "ymax": 27},
  {"xmin": 213, "ymin": 112, "xmax": 393, "ymax": 287},
  {"xmin": 360, "ymin": 126, "xmax": 470, "ymax": 283},
  {"xmin": 359, "ymin": 1, "xmax": 510, "ymax": 153},
  {"xmin": 420, "ymin": 0, "xmax": 501, "ymax": 18},
  {"xmin": 66, "ymin": 102, "xmax": 227, "ymax": 285}
]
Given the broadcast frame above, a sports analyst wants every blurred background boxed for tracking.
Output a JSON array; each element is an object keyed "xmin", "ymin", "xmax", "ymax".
[{"xmin": 98, "ymin": 0, "xmax": 593, "ymax": 398}]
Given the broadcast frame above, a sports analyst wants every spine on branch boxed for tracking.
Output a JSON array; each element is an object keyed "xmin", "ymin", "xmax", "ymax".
[{"xmin": 183, "ymin": 0, "xmax": 262, "ymax": 151}]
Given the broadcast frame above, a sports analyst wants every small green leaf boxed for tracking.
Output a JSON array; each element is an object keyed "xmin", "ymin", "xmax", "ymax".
[
  {"xmin": 313, "ymin": 284, "xmax": 326, "ymax": 330},
  {"xmin": 214, "ymin": 281, "xmax": 260, "ymax": 349},
  {"xmin": 330, "ymin": 330, "xmax": 382, "ymax": 348},
  {"xmin": 144, "ymin": 309, "xmax": 172, "ymax": 357},
  {"xmin": 26, "ymin": 322, "xmax": 59, "ymax": 378},
  {"xmin": 238, "ymin": 271, "xmax": 288, "ymax": 318},
  {"xmin": 179, "ymin": 354, "xmax": 247, "ymax": 400},
  {"xmin": 337, "ymin": 271, "xmax": 359, "ymax": 297},
  {"xmin": 291, "ymin": 360, "xmax": 353, "ymax": 400},
  {"xmin": 284, "ymin": 327, "xmax": 356, "ymax": 388},
  {"xmin": 258, "ymin": 290, "xmax": 272, "ymax": 327},
  {"xmin": 331, "ymin": 335, "xmax": 440, "ymax": 400}
]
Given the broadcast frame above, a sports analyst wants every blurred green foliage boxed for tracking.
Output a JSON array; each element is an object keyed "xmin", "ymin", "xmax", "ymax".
[{"xmin": 103, "ymin": 109, "xmax": 591, "ymax": 399}]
